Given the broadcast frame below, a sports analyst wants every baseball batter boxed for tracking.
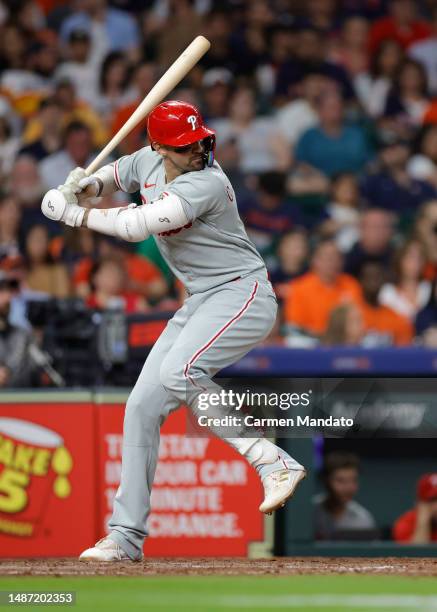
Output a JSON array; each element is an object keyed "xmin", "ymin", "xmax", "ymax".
[{"xmin": 41, "ymin": 101, "xmax": 306, "ymax": 562}]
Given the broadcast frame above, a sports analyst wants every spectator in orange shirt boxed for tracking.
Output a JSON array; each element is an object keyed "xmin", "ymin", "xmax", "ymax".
[
  {"xmin": 393, "ymin": 473, "xmax": 437, "ymax": 543},
  {"xmin": 358, "ymin": 260, "xmax": 413, "ymax": 346},
  {"xmin": 74, "ymin": 236, "xmax": 168, "ymax": 303},
  {"xmin": 368, "ymin": 0, "xmax": 432, "ymax": 55},
  {"xmin": 284, "ymin": 239, "xmax": 363, "ymax": 338}
]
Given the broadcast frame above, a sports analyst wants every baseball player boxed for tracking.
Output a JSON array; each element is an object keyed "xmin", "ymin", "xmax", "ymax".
[{"xmin": 41, "ymin": 101, "xmax": 306, "ymax": 562}]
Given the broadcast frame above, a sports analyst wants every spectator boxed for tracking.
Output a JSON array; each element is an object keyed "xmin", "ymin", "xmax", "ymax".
[
  {"xmin": 322, "ymin": 303, "xmax": 365, "ymax": 346},
  {"xmin": 60, "ymin": 0, "xmax": 141, "ymax": 65},
  {"xmin": 413, "ymin": 199, "xmax": 437, "ymax": 279},
  {"xmin": 297, "ymin": 0, "xmax": 340, "ymax": 34},
  {"xmin": 238, "ymin": 172, "xmax": 296, "ymax": 263},
  {"xmin": 0, "ymin": 115, "xmax": 20, "ymax": 178},
  {"xmin": 86, "ymin": 257, "xmax": 146, "ymax": 313},
  {"xmin": 23, "ymin": 224, "xmax": 70, "ymax": 298},
  {"xmin": 275, "ymin": 71, "xmax": 325, "ymax": 147},
  {"xmin": 380, "ymin": 239, "xmax": 431, "ymax": 320},
  {"xmin": 409, "ymin": 7, "xmax": 437, "ymax": 94},
  {"xmin": 284, "ymin": 239, "xmax": 363, "ymax": 338},
  {"xmin": 270, "ymin": 228, "xmax": 309, "ymax": 300},
  {"xmin": 318, "ymin": 173, "xmax": 361, "ymax": 252},
  {"xmin": 314, "ymin": 451, "xmax": 377, "ymax": 540},
  {"xmin": 368, "ymin": 0, "xmax": 432, "ymax": 55},
  {"xmin": 54, "ymin": 78, "xmax": 109, "ymax": 147},
  {"xmin": 295, "ymin": 90, "xmax": 373, "ymax": 178},
  {"xmin": 94, "ymin": 51, "xmax": 133, "ymax": 123},
  {"xmin": 256, "ymin": 25, "xmax": 295, "ymax": 97},
  {"xmin": 196, "ymin": 9, "xmax": 234, "ymax": 73},
  {"xmin": 393, "ymin": 473, "xmax": 437, "ymax": 543},
  {"xmin": 354, "ymin": 39, "xmax": 404, "ymax": 118},
  {"xmin": 407, "ymin": 124, "xmax": 437, "ymax": 189},
  {"xmin": 0, "ymin": 194, "xmax": 22, "ymax": 271},
  {"xmin": 383, "ymin": 59, "xmax": 430, "ymax": 127},
  {"xmin": 110, "ymin": 62, "xmax": 156, "ymax": 155},
  {"xmin": 0, "ymin": 22, "xmax": 28, "ymax": 71},
  {"xmin": 328, "ymin": 15, "xmax": 370, "ymax": 78},
  {"xmin": 74, "ymin": 235, "xmax": 167, "ymax": 303},
  {"xmin": 275, "ymin": 26, "xmax": 355, "ymax": 101},
  {"xmin": 344, "ymin": 208, "xmax": 395, "ymax": 277},
  {"xmin": 55, "ymin": 29, "xmax": 97, "ymax": 107},
  {"xmin": 211, "ymin": 86, "xmax": 291, "ymax": 175},
  {"xmin": 360, "ymin": 141, "xmax": 435, "ymax": 220},
  {"xmin": 0, "ymin": 36, "xmax": 53, "ymax": 120},
  {"xmin": 0, "ymin": 271, "xmax": 34, "ymax": 387},
  {"xmin": 358, "ymin": 260, "xmax": 413, "ymax": 346},
  {"xmin": 8, "ymin": 155, "xmax": 48, "ymax": 232},
  {"xmin": 201, "ymin": 68, "xmax": 233, "ymax": 121},
  {"xmin": 39, "ymin": 121, "xmax": 95, "ymax": 190},
  {"xmin": 20, "ymin": 96, "xmax": 63, "ymax": 161},
  {"xmin": 155, "ymin": 0, "xmax": 204, "ymax": 69}
]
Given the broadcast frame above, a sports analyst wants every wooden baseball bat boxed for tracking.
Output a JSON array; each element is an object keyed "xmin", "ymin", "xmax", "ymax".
[{"xmin": 85, "ymin": 35, "xmax": 211, "ymax": 176}]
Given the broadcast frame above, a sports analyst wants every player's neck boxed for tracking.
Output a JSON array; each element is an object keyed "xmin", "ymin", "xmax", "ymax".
[{"xmin": 163, "ymin": 158, "xmax": 185, "ymax": 183}]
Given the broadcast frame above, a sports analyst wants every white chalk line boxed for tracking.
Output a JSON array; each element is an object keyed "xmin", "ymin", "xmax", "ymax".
[{"xmin": 219, "ymin": 594, "xmax": 437, "ymax": 608}]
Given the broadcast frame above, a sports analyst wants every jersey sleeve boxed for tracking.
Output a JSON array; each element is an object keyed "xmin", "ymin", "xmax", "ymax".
[
  {"xmin": 168, "ymin": 169, "xmax": 228, "ymax": 222},
  {"xmin": 113, "ymin": 147, "xmax": 155, "ymax": 194},
  {"xmin": 392, "ymin": 511, "xmax": 415, "ymax": 542}
]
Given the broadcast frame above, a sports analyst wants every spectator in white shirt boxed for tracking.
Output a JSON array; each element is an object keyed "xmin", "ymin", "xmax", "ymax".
[
  {"xmin": 55, "ymin": 29, "xmax": 98, "ymax": 107},
  {"xmin": 275, "ymin": 71, "xmax": 327, "ymax": 146},
  {"xmin": 380, "ymin": 238, "xmax": 431, "ymax": 319},
  {"xmin": 39, "ymin": 121, "xmax": 94, "ymax": 190},
  {"xmin": 211, "ymin": 86, "xmax": 291, "ymax": 175},
  {"xmin": 354, "ymin": 39, "xmax": 404, "ymax": 118}
]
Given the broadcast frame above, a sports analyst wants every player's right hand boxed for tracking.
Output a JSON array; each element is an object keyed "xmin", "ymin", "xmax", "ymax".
[
  {"xmin": 64, "ymin": 167, "xmax": 87, "ymax": 192},
  {"xmin": 78, "ymin": 175, "xmax": 100, "ymax": 197}
]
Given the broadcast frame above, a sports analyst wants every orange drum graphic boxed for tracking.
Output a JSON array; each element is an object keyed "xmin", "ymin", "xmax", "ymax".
[{"xmin": 0, "ymin": 418, "xmax": 73, "ymax": 537}]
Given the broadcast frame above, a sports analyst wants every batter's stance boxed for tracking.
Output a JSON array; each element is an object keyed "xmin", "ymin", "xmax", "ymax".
[{"xmin": 41, "ymin": 101, "xmax": 306, "ymax": 561}]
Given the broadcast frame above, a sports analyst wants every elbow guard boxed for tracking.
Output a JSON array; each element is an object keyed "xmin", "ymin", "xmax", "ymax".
[
  {"xmin": 86, "ymin": 204, "xmax": 150, "ymax": 242},
  {"xmin": 115, "ymin": 206, "xmax": 149, "ymax": 242}
]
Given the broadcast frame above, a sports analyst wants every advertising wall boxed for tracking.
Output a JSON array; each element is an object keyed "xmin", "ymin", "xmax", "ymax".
[
  {"xmin": 0, "ymin": 393, "xmax": 96, "ymax": 557},
  {"xmin": 0, "ymin": 392, "xmax": 268, "ymax": 557}
]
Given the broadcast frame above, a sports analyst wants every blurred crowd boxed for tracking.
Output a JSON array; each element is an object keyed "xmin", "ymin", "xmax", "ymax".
[{"xmin": 4, "ymin": 0, "xmax": 437, "ymax": 385}]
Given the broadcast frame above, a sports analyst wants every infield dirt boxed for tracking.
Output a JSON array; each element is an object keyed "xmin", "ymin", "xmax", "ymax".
[{"xmin": 1, "ymin": 557, "xmax": 436, "ymax": 577}]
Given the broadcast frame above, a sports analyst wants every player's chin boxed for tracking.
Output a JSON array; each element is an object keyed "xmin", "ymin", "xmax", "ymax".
[{"xmin": 189, "ymin": 157, "xmax": 204, "ymax": 170}]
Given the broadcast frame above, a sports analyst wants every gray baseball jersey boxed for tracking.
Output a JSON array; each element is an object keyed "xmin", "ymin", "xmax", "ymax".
[{"xmin": 113, "ymin": 146, "xmax": 266, "ymax": 294}]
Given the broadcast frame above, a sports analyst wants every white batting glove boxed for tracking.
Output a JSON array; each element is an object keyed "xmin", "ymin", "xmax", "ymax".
[
  {"xmin": 64, "ymin": 167, "xmax": 87, "ymax": 193},
  {"xmin": 78, "ymin": 175, "xmax": 100, "ymax": 197},
  {"xmin": 41, "ymin": 189, "xmax": 85, "ymax": 227}
]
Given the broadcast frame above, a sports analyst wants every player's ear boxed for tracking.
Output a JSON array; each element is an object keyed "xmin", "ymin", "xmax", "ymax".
[{"xmin": 153, "ymin": 143, "xmax": 165, "ymax": 158}]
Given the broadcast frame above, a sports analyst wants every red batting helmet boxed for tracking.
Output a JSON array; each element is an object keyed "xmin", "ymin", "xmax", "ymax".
[{"xmin": 147, "ymin": 100, "xmax": 215, "ymax": 148}]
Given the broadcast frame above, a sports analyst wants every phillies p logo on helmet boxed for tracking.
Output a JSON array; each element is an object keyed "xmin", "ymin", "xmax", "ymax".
[{"xmin": 187, "ymin": 115, "xmax": 197, "ymax": 131}]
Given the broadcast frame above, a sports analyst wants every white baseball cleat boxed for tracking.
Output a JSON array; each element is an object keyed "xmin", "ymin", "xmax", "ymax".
[
  {"xmin": 79, "ymin": 536, "xmax": 134, "ymax": 562},
  {"xmin": 259, "ymin": 467, "xmax": 307, "ymax": 514}
]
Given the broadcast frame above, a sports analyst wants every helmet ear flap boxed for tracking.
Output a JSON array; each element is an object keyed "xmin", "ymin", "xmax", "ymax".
[{"xmin": 203, "ymin": 135, "xmax": 216, "ymax": 167}]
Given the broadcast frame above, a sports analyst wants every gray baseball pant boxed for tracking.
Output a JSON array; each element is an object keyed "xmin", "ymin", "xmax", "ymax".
[{"xmin": 108, "ymin": 271, "xmax": 277, "ymax": 559}]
